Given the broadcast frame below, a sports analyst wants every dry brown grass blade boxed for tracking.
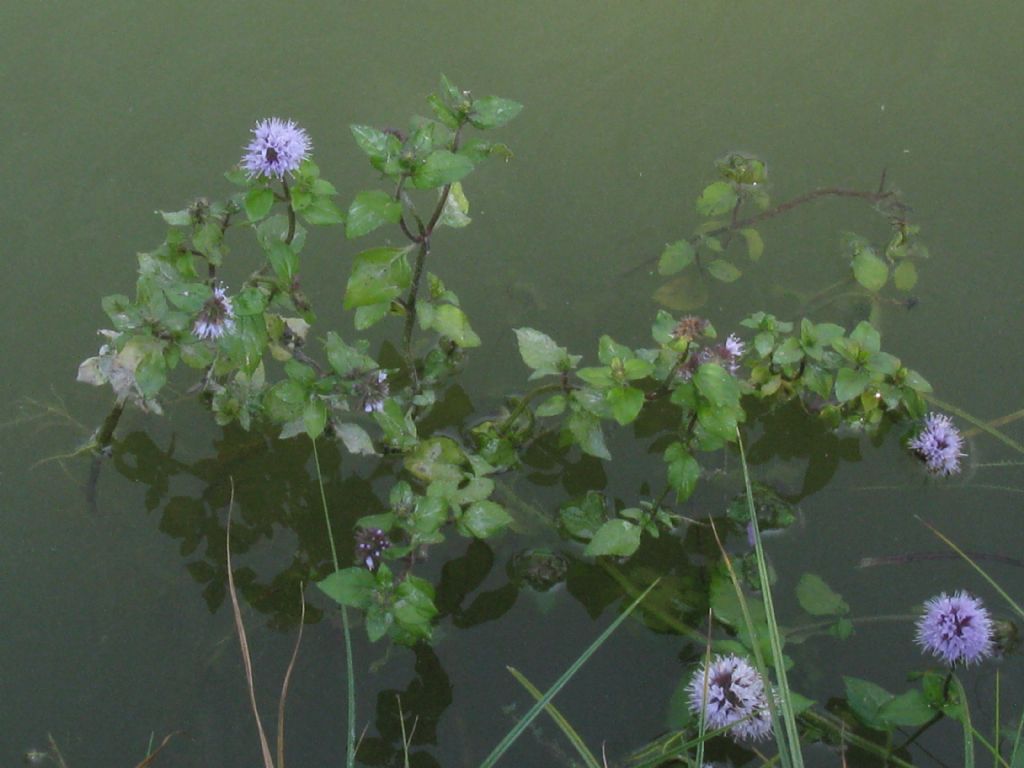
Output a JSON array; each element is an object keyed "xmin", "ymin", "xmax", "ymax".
[
  {"xmin": 276, "ymin": 586, "xmax": 306, "ymax": 768},
  {"xmin": 226, "ymin": 478, "xmax": 275, "ymax": 768},
  {"xmin": 132, "ymin": 731, "xmax": 185, "ymax": 768}
]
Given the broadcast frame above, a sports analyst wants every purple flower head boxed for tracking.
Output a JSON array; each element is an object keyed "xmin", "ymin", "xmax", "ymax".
[
  {"xmin": 688, "ymin": 654, "xmax": 773, "ymax": 742},
  {"xmin": 193, "ymin": 284, "xmax": 235, "ymax": 340},
  {"xmin": 916, "ymin": 591, "xmax": 994, "ymax": 665},
  {"xmin": 354, "ymin": 527, "xmax": 391, "ymax": 573},
  {"xmin": 242, "ymin": 118, "xmax": 312, "ymax": 180},
  {"xmin": 908, "ymin": 412, "xmax": 965, "ymax": 476}
]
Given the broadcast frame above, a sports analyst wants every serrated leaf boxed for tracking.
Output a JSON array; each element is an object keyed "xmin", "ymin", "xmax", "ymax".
[
  {"xmin": 664, "ymin": 442, "xmax": 700, "ymax": 501},
  {"xmin": 411, "ymin": 150, "xmax": 474, "ymax": 189},
  {"xmin": 346, "ymin": 190, "xmax": 402, "ymax": 239},
  {"xmin": 438, "ymin": 181, "xmax": 471, "ymax": 228},
  {"xmin": 431, "ymin": 304, "xmax": 480, "ymax": 347},
  {"xmin": 303, "ymin": 399, "xmax": 328, "ymax": 439},
  {"xmin": 458, "ymin": 500, "xmax": 513, "ymax": 538},
  {"xmin": 336, "ymin": 423, "xmax": 377, "ymax": 455},
  {"xmin": 835, "ymin": 367, "xmax": 870, "ymax": 402},
  {"xmin": 607, "ymin": 386, "xmax": 644, "ymax": 425},
  {"xmin": 317, "ymin": 567, "xmax": 376, "ymax": 609},
  {"xmin": 344, "ymin": 247, "xmax": 411, "ymax": 309},
  {"xmin": 584, "ymin": 519, "xmax": 641, "ymax": 557},
  {"xmin": 878, "ymin": 689, "xmax": 935, "ymax": 727},
  {"xmin": 469, "ymin": 96, "xmax": 523, "ymax": 129},
  {"xmin": 514, "ymin": 327, "xmax": 576, "ymax": 378},
  {"xmin": 843, "ymin": 677, "xmax": 893, "ymax": 731},
  {"xmin": 245, "ymin": 187, "xmax": 275, "ymax": 222},
  {"xmin": 796, "ymin": 573, "xmax": 849, "ymax": 616}
]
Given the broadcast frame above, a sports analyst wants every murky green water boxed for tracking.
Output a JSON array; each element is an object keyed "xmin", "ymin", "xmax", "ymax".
[{"xmin": 3, "ymin": 2, "xmax": 1023, "ymax": 766}]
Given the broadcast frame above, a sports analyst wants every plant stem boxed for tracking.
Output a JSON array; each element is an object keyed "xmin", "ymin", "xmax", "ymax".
[
  {"xmin": 495, "ymin": 382, "xmax": 566, "ymax": 437},
  {"xmin": 95, "ymin": 399, "xmax": 126, "ymax": 451}
]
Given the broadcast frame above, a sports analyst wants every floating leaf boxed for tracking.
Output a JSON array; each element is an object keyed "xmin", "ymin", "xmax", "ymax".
[
  {"xmin": 653, "ymin": 271, "xmax": 708, "ymax": 311},
  {"xmin": 658, "ymin": 240, "xmax": 695, "ymax": 275},
  {"xmin": 893, "ymin": 260, "xmax": 918, "ymax": 291},
  {"xmin": 851, "ymin": 249, "xmax": 889, "ymax": 292},
  {"xmin": 696, "ymin": 181, "xmax": 739, "ymax": 216},
  {"xmin": 707, "ymin": 259, "xmax": 741, "ymax": 282},
  {"xmin": 740, "ymin": 228, "xmax": 764, "ymax": 261}
]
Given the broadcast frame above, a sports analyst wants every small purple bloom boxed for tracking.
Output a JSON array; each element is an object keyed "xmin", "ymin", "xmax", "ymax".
[
  {"xmin": 916, "ymin": 591, "xmax": 994, "ymax": 665},
  {"xmin": 354, "ymin": 527, "xmax": 391, "ymax": 573},
  {"xmin": 358, "ymin": 370, "xmax": 389, "ymax": 414},
  {"xmin": 192, "ymin": 285, "xmax": 235, "ymax": 340},
  {"xmin": 242, "ymin": 118, "xmax": 312, "ymax": 180},
  {"xmin": 688, "ymin": 654, "xmax": 773, "ymax": 742},
  {"xmin": 908, "ymin": 412, "xmax": 966, "ymax": 476}
]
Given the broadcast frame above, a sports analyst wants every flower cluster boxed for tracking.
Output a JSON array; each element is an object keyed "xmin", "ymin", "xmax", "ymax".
[
  {"xmin": 192, "ymin": 285, "xmax": 235, "ymax": 340},
  {"xmin": 354, "ymin": 527, "xmax": 391, "ymax": 573},
  {"xmin": 908, "ymin": 412, "xmax": 965, "ymax": 476},
  {"xmin": 916, "ymin": 591, "xmax": 994, "ymax": 665},
  {"xmin": 242, "ymin": 117, "xmax": 312, "ymax": 180},
  {"xmin": 357, "ymin": 370, "xmax": 390, "ymax": 414},
  {"xmin": 688, "ymin": 654, "xmax": 773, "ymax": 742},
  {"xmin": 677, "ymin": 332, "xmax": 746, "ymax": 380}
]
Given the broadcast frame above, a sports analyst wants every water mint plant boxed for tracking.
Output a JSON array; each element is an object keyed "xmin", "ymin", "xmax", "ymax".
[{"xmin": 67, "ymin": 78, "xmax": 1017, "ymax": 767}]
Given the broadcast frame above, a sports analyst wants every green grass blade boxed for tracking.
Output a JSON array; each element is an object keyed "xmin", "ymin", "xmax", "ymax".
[
  {"xmin": 479, "ymin": 580, "xmax": 658, "ymax": 768},
  {"xmin": 918, "ymin": 517, "xmax": 1024, "ymax": 621},
  {"xmin": 311, "ymin": 437, "xmax": 356, "ymax": 768},
  {"xmin": 952, "ymin": 675, "xmax": 975, "ymax": 768},
  {"xmin": 737, "ymin": 428, "xmax": 804, "ymax": 768},
  {"xmin": 1010, "ymin": 706, "xmax": 1024, "ymax": 768},
  {"xmin": 507, "ymin": 667, "xmax": 602, "ymax": 768}
]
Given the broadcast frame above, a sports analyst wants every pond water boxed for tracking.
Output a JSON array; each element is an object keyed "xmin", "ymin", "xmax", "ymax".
[{"xmin": 2, "ymin": 2, "xmax": 1023, "ymax": 766}]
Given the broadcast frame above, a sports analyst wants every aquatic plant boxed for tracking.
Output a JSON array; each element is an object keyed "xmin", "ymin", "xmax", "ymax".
[{"xmin": 66, "ymin": 77, "xmax": 1022, "ymax": 766}]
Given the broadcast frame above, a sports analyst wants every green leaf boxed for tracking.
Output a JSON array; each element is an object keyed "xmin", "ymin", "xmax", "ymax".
[
  {"xmin": 693, "ymin": 363, "xmax": 740, "ymax": 408},
  {"xmin": 893, "ymin": 260, "xmax": 918, "ymax": 291},
  {"xmin": 431, "ymin": 304, "xmax": 481, "ymax": 347},
  {"xmin": 303, "ymin": 399, "xmax": 328, "ymax": 439},
  {"xmin": 266, "ymin": 240, "xmax": 298, "ymax": 282},
  {"xmin": 351, "ymin": 124, "xmax": 395, "ymax": 160},
  {"xmin": 158, "ymin": 208, "xmax": 191, "ymax": 226},
  {"xmin": 301, "ymin": 196, "xmax": 346, "ymax": 226},
  {"xmin": 346, "ymin": 190, "xmax": 402, "ymax": 239},
  {"xmin": 664, "ymin": 442, "xmax": 700, "ymax": 502},
  {"xmin": 135, "ymin": 349, "xmax": 167, "ymax": 397},
  {"xmin": 438, "ymin": 181, "xmax": 471, "ymax": 228},
  {"xmin": 740, "ymin": 228, "xmax": 764, "ymax": 261},
  {"xmin": 317, "ymin": 567, "xmax": 376, "ymax": 609},
  {"xmin": 835, "ymin": 367, "xmax": 870, "ymax": 402},
  {"xmin": 658, "ymin": 240, "xmax": 695, "ymax": 275},
  {"xmin": 336, "ymin": 423, "xmax": 377, "ymax": 456},
  {"xmin": 796, "ymin": 573, "xmax": 849, "ymax": 616},
  {"xmin": 843, "ymin": 676, "xmax": 893, "ymax": 731},
  {"xmin": 458, "ymin": 501, "xmax": 513, "ymax": 538},
  {"xmin": 772, "ymin": 337, "xmax": 804, "ymax": 366},
  {"xmin": 469, "ymin": 96, "xmax": 523, "ymax": 129},
  {"xmin": 706, "ymin": 259, "xmax": 741, "ymax": 282},
  {"xmin": 404, "ymin": 436, "xmax": 466, "ymax": 483},
  {"xmin": 879, "ymin": 689, "xmax": 935, "ymax": 727},
  {"xmin": 411, "ymin": 150, "xmax": 474, "ymax": 189},
  {"xmin": 584, "ymin": 520, "xmax": 641, "ymax": 557},
  {"xmin": 354, "ymin": 302, "xmax": 390, "ymax": 330},
  {"xmin": 324, "ymin": 332, "xmax": 375, "ymax": 376},
  {"xmin": 343, "ymin": 247, "xmax": 411, "ymax": 309},
  {"xmin": 566, "ymin": 408, "xmax": 610, "ymax": 460},
  {"xmin": 851, "ymin": 248, "xmax": 889, "ymax": 292},
  {"xmin": 514, "ymin": 328, "xmax": 578, "ymax": 378},
  {"xmin": 245, "ymin": 187, "xmax": 275, "ymax": 222},
  {"xmin": 696, "ymin": 181, "xmax": 739, "ymax": 216},
  {"xmin": 607, "ymin": 386, "xmax": 644, "ymax": 425},
  {"xmin": 535, "ymin": 394, "xmax": 567, "ymax": 417}
]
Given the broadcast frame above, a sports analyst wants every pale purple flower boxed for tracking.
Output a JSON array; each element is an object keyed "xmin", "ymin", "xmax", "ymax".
[
  {"xmin": 354, "ymin": 527, "xmax": 391, "ymax": 573},
  {"xmin": 192, "ymin": 285, "xmax": 235, "ymax": 340},
  {"xmin": 242, "ymin": 118, "xmax": 311, "ymax": 180},
  {"xmin": 688, "ymin": 654, "xmax": 773, "ymax": 741},
  {"xmin": 916, "ymin": 591, "xmax": 994, "ymax": 665},
  {"xmin": 908, "ymin": 412, "xmax": 965, "ymax": 476},
  {"xmin": 358, "ymin": 370, "xmax": 389, "ymax": 414}
]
